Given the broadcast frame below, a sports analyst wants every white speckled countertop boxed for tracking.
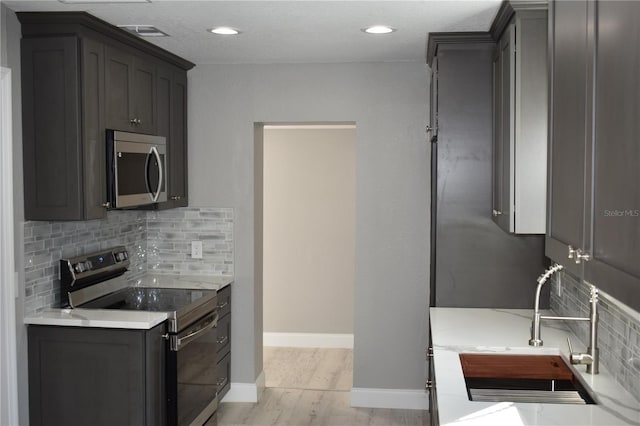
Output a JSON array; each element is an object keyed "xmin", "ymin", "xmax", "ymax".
[
  {"xmin": 430, "ymin": 308, "xmax": 640, "ymax": 426},
  {"xmin": 24, "ymin": 274, "xmax": 233, "ymax": 329},
  {"xmin": 134, "ymin": 274, "xmax": 233, "ymax": 291}
]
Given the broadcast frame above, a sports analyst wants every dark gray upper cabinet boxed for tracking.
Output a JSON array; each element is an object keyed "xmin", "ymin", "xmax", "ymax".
[
  {"xmin": 105, "ymin": 46, "xmax": 157, "ymax": 134},
  {"xmin": 490, "ymin": 3, "xmax": 548, "ymax": 234},
  {"xmin": 587, "ymin": 0, "xmax": 640, "ymax": 307},
  {"xmin": 153, "ymin": 65, "xmax": 188, "ymax": 208},
  {"xmin": 169, "ymin": 70, "xmax": 189, "ymax": 207},
  {"xmin": 547, "ymin": 0, "xmax": 640, "ymax": 310},
  {"xmin": 18, "ymin": 12, "xmax": 194, "ymax": 221},
  {"xmin": 546, "ymin": 0, "xmax": 590, "ymax": 278},
  {"xmin": 21, "ymin": 36, "xmax": 99, "ymax": 221}
]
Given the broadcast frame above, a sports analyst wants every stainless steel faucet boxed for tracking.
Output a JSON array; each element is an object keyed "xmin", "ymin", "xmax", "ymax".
[{"xmin": 528, "ymin": 264, "xmax": 599, "ymax": 374}]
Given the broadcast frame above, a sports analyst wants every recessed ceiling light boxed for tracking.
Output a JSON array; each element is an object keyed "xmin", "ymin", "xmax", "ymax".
[
  {"xmin": 362, "ymin": 25, "xmax": 396, "ymax": 35},
  {"xmin": 208, "ymin": 27, "xmax": 241, "ymax": 36},
  {"xmin": 118, "ymin": 25, "xmax": 169, "ymax": 37}
]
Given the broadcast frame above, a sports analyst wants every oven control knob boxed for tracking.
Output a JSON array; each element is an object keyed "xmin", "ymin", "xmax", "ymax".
[
  {"xmin": 116, "ymin": 252, "xmax": 126, "ymax": 262},
  {"xmin": 84, "ymin": 260, "xmax": 93, "ymax": 271},
  {"xmin": 74, "ymin": 263, "xmax": 85, "ymax": 273}
]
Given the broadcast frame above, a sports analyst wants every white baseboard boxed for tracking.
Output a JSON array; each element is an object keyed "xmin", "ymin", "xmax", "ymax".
[
  {"xmin": 350, "ymin": 387, "xmax": 428, "ymax": 410},
  {"xmin": 221, "ymin": 371, "xmax": 266, "ymax": 403},
  {"xmin": 263, "ymin": 332, "xmax": 354, "ymax": 348}
]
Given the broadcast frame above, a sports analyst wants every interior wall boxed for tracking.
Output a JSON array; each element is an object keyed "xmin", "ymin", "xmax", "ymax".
[
  {"xmin": 1, "ymin": 4, "xmax": 28, "ymax": 424},
  {"xmin": 188, "ymin": 62, "xmax": 430, "ymax": 391},
  {"xmin": 263, "ymin": 127, "xmax": 355, "ymax": 335}
]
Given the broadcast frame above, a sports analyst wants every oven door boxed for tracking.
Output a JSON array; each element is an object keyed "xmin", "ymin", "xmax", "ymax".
[{"xmin": 167, "ymin": 312, "xmax": 219, "ymax": 426}]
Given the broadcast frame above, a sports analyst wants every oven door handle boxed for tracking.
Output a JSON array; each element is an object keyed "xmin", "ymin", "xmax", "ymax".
[{"xmin": 173, "ymin": 312, "xmax": 218, "ymax": 351}]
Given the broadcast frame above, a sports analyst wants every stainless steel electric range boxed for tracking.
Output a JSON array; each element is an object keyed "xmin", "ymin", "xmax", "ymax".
[{"xmin": 60, "ymin": 246, "xmax": 219, "ymax": 426}]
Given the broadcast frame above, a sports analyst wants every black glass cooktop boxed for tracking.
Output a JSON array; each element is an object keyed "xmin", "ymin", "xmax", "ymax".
[{"xmin": 80, "ymin": 287, "xmax": 215, "ymax": 312}]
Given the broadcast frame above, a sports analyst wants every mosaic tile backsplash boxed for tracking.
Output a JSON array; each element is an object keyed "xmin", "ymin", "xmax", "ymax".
[
  {"xmin": 23, "ymin": 207, "xmax": 233, "ymax": 316},
  {"xmin": 551, "ymin": 271, "xmax": 640, "ymax": 401},
  {"xmin": 146, "ymin": 208, "xmax": 233, "ymax": 276}
]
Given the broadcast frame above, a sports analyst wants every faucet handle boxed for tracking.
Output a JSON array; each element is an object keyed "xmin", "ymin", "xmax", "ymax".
[{"xmin": 568, "ymin": 245, "xmax": 576, "ymax": 259}]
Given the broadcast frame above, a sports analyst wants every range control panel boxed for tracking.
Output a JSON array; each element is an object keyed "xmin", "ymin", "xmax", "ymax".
[{"xmin": 61, "ymin": 246, "xmax": 130, "ymax": 287}]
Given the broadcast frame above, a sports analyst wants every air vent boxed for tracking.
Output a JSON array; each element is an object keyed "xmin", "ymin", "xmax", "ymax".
[
  {"xmin": 59, "ymin": 0, "xmax": 151, "ymax": 3},
  {"xmin": 118, "ymin": 25, "xmax": 169, "ymax": 37}
]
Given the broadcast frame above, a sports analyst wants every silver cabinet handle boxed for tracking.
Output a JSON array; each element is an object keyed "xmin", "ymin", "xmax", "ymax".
[
  {"xmin": 574, "ymin": 249, "xmax": 591, "ymax": 264},
  {"xmin": 102, "ymin": 202, "xmax": 111, "ymax": 208},
  {"xmin": 129, "ymin": 118, "xmax": 141, "ymax": 125},
  {"xmin": 568, "ymin": 246, "xmax": 590, "ymax": 263},
  {"xmin": 218, "ymin": 301, "xmax": 229, "ymax": 309},
  {"xmin": 425, "ymin": 380, "xmax": 434, "ymax": 390},
  {"xmin": 216, "ymin": 335, "xmax": 228, "ymax": 345},
  {"xmin": 492, "ymin": 209, "xmax": 503, "ymax": 217},
  {"xmin": 216, "ymin": 378, "xmax": 227, "ymax": 387},
  {"xmin": 170, "ymin": 195, "xmax": 182, "ymax": 201}
]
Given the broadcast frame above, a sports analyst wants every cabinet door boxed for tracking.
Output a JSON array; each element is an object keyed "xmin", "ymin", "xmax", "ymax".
[
  {"xmin": 81, "ymin": 38, "xmax": 107, "ymax": 219},
  {"xmin": 21, "ymin": 36, "xmax": 83, "ymax": 220},
  {"xmin": 104, "ymin": 46, "xmax": 133, "ymax": 131},
  {"xmin": 492, "ymin": 25, "xmax": 515, "ymax": 232},
  {"xmin": 169, "ymin": 70, "xmax": 188, "ymax": 206},
  {"xmin": 429, "ymin": 56, "xmax": 438, "ymax": 142},
  {"xmin": 216, "ymin": 352, "xmax": 231, "ymax": 400},
  {"xmin": 545, "ymin": 0, "xmax": 590, "ymax": 277},
  {"xmin": 132, "ymin": 57, "xmax": 156, "ymax": 134},
  {"xmin": 28, "ymin": 326, "xmax": 148, "ymax": 426},
  {"xmin": 587, "ymin": 0, "xmax": 640, "ymax": 309},
  {"xmin": 492, "ymin": 48, "xmax": 503, "ymax": 225}
]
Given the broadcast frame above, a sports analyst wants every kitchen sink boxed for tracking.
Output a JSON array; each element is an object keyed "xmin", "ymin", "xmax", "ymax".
[{"xmin": 459, "ymin": 353, "xmax": 596, "ymax": 405}]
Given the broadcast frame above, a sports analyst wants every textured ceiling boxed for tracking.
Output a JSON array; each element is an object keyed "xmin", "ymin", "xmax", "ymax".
[{"xmin": 4, "ymin": 0, "xmax": 502, "ymax": 65}]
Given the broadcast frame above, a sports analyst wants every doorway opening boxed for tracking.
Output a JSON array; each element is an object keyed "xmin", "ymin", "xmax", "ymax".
[{"xmin": 259, "ymin": 123, "xmax": 356, "ymax": 393}]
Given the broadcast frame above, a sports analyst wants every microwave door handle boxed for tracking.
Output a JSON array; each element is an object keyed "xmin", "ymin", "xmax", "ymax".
[{"xmin": 148, "ymin": 146, "xmax": 163, "ymax": 202}]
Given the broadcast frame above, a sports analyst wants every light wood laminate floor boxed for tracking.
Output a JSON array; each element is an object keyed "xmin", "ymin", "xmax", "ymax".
[{"xmin": 217, "ymin": 347, "xmax": 429, "ymax": 426}]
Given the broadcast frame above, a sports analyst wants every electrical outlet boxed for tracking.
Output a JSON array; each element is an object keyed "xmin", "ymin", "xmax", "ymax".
[{"xmin": 191, "ymin": 241, "xmax": 203, "ymax": 259}]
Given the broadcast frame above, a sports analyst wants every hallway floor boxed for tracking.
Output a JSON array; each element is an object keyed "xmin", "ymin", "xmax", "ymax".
[{"xmin": 217, "ymin": 347, "xmax": 429, "ymax": 426}]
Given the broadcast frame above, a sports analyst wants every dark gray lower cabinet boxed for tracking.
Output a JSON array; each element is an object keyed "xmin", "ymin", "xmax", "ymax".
[
  {"xmin": 215, "ymin": 285, "xmax": 231, "ymax": 399},
  {"xmin": 427, "ymin": 328, "xmax": 439, "ymax": 426},
  {"xmin": 28, "ymin": 324, "xmax": 165, "ymax": 426}
]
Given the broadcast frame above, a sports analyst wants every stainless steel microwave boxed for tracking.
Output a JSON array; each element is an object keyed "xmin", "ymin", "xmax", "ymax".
[{"xmin": 106, "ymin": 130, "xmax": 167, "ymax": 208}]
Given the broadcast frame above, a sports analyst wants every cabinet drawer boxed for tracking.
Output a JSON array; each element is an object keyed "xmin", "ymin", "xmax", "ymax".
[
  {"xmin": 216, "ymin": 285, "xmax": 231, "ymax": 318},
  {"xmin": 216, "ymin": 352, "xmax": 231, "ymax": 400},
  {"xmin": 216, "ymin": 313, "xmax": 231, "ymax": 362}
]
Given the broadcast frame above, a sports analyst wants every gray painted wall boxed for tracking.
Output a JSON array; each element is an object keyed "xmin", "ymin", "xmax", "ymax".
[
  {"xmin": 188, "ymin": 63, "xmax": 430, "ymax": 389},
  {"xmin": 1, "ymin": 4, "xmax": 28, "ymax": 424}
]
